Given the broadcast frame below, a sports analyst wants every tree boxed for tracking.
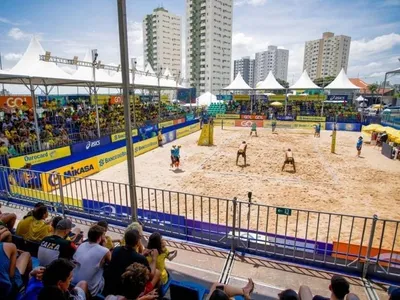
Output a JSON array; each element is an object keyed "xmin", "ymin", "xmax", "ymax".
[
  {"xmin": 313, "ymin": 76, "xmax": 336, "ymax": 88},
  {"xmin": 368, "ymin": 83, "xmax": 379, "ymax": 103},
  {"xmin": 276, "ymin": 78, "xmax": 289, "ymax": 89}
]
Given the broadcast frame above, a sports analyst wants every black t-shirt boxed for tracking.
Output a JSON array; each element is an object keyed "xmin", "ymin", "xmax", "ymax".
[
  {"xmin": 104, "ymin": 246, "xmax": 149, "ymax": 296},
  {"xmin": 38, "ymin": 235, "xmax": 76, "ymax": 266}
]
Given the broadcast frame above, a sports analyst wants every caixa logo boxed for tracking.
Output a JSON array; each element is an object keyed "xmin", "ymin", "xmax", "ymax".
[{"xmin": 86, "ymin": 140, "xmax": 101, "ymax": 150}]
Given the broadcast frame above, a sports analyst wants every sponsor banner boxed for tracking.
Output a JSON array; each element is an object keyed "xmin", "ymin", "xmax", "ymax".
[
  {"xmin": 241, "ymin": 115, "xmax": 267, "ymax": 120},
  {"xmin": 90, "ymin": 95, "xmax": 110, "ymax": 105},
  {"xmin": 9, "ymin": 146, "xmax": 71, "ymax": 169},
  {"xmin": 216, "ymin": 95, "xmax": 233, "ymax": 101},
  {"xmin": 38, "ymin": 96, "xmax": 67, "ymax": 106},
  {"xmin": 277, "ymin": 116, "xmax": 294, "ymax": 121},
  {"xmin": 288, "ymin": 95, "xmax": 326, "ymax": 101},
  {"xmin": 110, "ymin": 95, "xmax": 123, "ymax": 105},
  {"xmin": 0, "ymin": 96, "xmax": 33, "ymax": 109},
  {"xmin": 215, "ymin": 114, "xmax": 240, "ymax": 119},
  {"xmin": 296, "ymin": 116, "xmax": 326, "ymax": 122},
  {"xmin": 10, "ymin": 185, "xmax": 82, "ymax": 208},
  {"xmin": 111, "ymin": 129, "xmax": 138, "ymax": 142},
  {"xmin": 134, "ymin": 137, "xmax": 158, "ymax": 156},
  {"xmin": 41, "ymin": 157, "xmax": 100, "ymax": 192},
  {"xmin": 268, "ymin": 95, "xmax": 286, "ymax": 101},
  {"xmin": 235, "ymin": 120, "xmax": 264, "ymax": 127},
  {"xmin": 176, "ymin": 123, "xmax": 200, "ymax": 139},
  {"xmin": 161, "ymin": 94, "xmax": 169, "ymax": 103},
  {"xmin": 332, "ymin": 242, "xmax": 400, "ymax": 268},
  {"xmin": 213, "ymin": 119, "xmax": 235, "ymax": 126},
  {"xmin": 327, "ymin": 95, "xmax": 348, "ymax": 101},
  {"xmin": 185, "ymin": 113, "xmax": 195, "ymax": 122},
  {"xmin": 97, "ymin": 146, "xmax": 127, "ymax": 171},
  {"xmin": 173, "ymin": 118, "xmax": 185, "ymax": 125},
  {"xmin": 161, "ymin": 130, "xmax": 176, "ymax": 146},
  {"xmin": 71, "ymin": 135, "xmax": 111, "ymax": 153},
  {"xmin": 326, "ymin": 122, "xmax": 361, "ymax": 132},
  {"xmin": 158, "ymin": 120, "xmax": 174, "ymax": 128},
  {"xmin": 263, "ymin": 121, "xmax": 325, "ymax": 129},
  {"xmin": 233, "ymin": 95, "xmax": 250, "ymax": 101},
  {"xmin": 140, "ymin": 95, "xmax": 153, "ymax": 102}
]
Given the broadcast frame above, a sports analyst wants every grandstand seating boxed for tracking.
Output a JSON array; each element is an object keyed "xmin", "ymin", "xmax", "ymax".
[{"xmin": 208, "ymin": 103, "xmax": 227, "ymax": 117}]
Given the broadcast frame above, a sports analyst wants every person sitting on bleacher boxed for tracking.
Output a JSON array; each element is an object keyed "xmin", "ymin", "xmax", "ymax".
[
  {"xmin": 38, "ymin": 259, "xmax": 88, "ymax": 300},
  {"xmin": 38, "ymin": 219, "xmax": 77, "ymax": 267},
  {"xmin": 120, "ymin": 222, "xmax": 147, "ymax": 253},
  {"xmin": 0, "ymin": 203, "xmax": 17, "ymax": 232},
  {"xmin": 24, "ymin": 206, "xmax": 53, "ymax": 242},
  {"xmin": 96, "ymin": 220, "xmax": 116, "ymax": 251},
  {"xmin": 16, "ymin": 202, "xmax": 45, "ymax": 237},
  {"xmin": 299, "ymin": 275, "xmax": 351, "ymax": 300},
  {"xmin": 103, "ymin": 229, "xmax": 160, "ymax": 297},
  {"xmin": 105, "ymin": 263, "xmax": 158, "ymax": 300},
  {"xmin": 72, "ymin": 225, "xmax": 111, "ymax": 297},
  {"xmin": 208, "ymin": 278, "xmax": 254, "ymax": 300},
  {"xmin": 0, "ymin": 242, "xmax": 32, "ymax": 299}
]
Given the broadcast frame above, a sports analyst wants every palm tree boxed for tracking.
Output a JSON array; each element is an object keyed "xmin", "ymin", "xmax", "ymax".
[{"xmin": 368, "ymin": 83, "xmax": 379, "ymax": 104}]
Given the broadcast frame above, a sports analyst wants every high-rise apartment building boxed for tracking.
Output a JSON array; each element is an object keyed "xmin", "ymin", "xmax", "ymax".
[
  {"xmin": 303, "ymin": 32, "xmax": 351, "ymax": 80},
  {"xmin": 234, "ymin": 56, "xmax": 255, "ymax": 87},
  {"xmin": 185, "ymin": 0, "xmax": 233, "ymax": 95},
  {"xmin": 143, "ymin": 7, "xmax": 182, "ymax": 76},
  {"xmin": 254, "ymin": 46, "xmax": 289, "ymax": 85}
]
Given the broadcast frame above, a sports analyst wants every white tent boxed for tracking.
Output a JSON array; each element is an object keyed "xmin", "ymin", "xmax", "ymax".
[
  {"xmin": 290, "ymin": 70, "xmax": 321, "ymax": 90},
  {"xmin": 223, "ymin": 72, "xmax": 252, "ymax": 90},
  {"xmin": 325, "ymin": 69, "xmax": 360, "ymax": 90},
  {"xmin": 72, "ymin": 50, "xmax": 116, "ymax": 83},
  {"xmin": 256, "ymin": 71, "xmax": 285, "ymax": 90},
  {"xmin": 196, "ymin": 92, "xmax": 219, "ymax": 106},
  {"xmin": 356, "ymin": 95, "xmax": 367, "ymax": 102}
]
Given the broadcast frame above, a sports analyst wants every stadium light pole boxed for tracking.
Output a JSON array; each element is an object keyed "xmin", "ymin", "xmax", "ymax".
[
  {"xmin": 92, "ymin": 49, "xmax": 101, "ymax": 138},
  {"xmin": 117, "ymin": 0, "xmax": 138, "ymax": 221},
  {"xmin": 157, "ymin": 67, "xmax": 163, "ymax": 123}
]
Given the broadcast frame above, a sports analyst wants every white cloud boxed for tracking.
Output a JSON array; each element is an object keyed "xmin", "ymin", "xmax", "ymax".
[
  {"xmin": 0, "ymin": 17, "xmax": 28, "ymax": 26},
  {"xmin": 8, "ymin": 27, "xmax": 32, "ymax": 40},
  {"xmin": 128, "ymin": 21, "xmax": 143, "ymax": 45},
  {"xmin": 234, "ymin": 0, "xmax": 267, "ymax": 6},
  {"xmin": 3, "ymin": 53, "xmax": 22, "ymax": 61},
  {"xmin": 350, "ymin": 33, "xmax": 400, "ymax": 57}
]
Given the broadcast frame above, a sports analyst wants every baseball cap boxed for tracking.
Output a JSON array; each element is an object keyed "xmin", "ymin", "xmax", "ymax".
[
  {"xmin": 278, "ymin": 289, "xmax": 299, "ymax": 300},
  {"xmin": 56, "ymin": 219, "xmax": 74, "ymax": 230}
]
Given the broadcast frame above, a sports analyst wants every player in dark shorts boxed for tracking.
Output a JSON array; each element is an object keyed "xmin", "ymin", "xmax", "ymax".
[
  {"xmin": 249, "ymin": 122, "xmax": 257, "ymax": 137},
  {"xmin": 282, "ymin": 148, "xmax": 296, "ymax": 172},
  {"xmin": 272, "ymin": 118, "xmax": 277, "ymax": 132},
  {"xmin": 236, "ymin": 141, "xmax": 247, "ymax": 166}
]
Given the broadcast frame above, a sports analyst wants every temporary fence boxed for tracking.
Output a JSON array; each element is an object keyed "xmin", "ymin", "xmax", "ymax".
[{"xmin": 0, "ymin": 166, "xmax": 399, "ymax": 282}]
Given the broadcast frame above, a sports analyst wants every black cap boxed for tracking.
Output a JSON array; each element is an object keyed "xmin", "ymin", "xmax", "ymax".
[
  {"xmin": 279, "ymin": 289, "xmax": 299, "ymax": 300},
  {"xmin": 56, "ymin": 219, "xmax": 73, "ymax": 230}
]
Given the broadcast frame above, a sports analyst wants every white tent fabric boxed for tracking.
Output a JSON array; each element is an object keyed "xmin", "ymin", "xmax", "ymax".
[
  {"xmin": 196, "ymin": 92, "xmax": 218, "ymax": 106},
  {"xmin": 223, "ymin": 72, "xmax": 252, "ymax": 90},
  {"xmin": 290, "ymin": 70, "xmax": 321, "ymax": 90},
  {"xmin": 72, "ymin": 50, "xmax": 116, "ymax": 83},
  {"xmin": 325, "ymin": 69, "xmax": 360, "ymax": 90},
  {"xmin": 356, "ymin": 95, "xmax": 367, "ymax": 102},
  {"xmin": 9, "ymin": 36, "xmax": 72, "ymax": 80},
  {"xmin": 256, "ymin": 71, "xmax": 285, "ymax": 90}
]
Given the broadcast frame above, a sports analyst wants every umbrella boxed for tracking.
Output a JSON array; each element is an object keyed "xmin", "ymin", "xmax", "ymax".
[
  {"xmin": 270, "ymin": 101, "xmax": 283, "ymax": 106},
  {"xmin": 362, "ymin": 124, "xmax": 384, "ymax": 133}
]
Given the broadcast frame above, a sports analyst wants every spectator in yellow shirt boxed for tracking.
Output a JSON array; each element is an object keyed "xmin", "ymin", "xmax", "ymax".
[
  {"xmin": 97, "ymin": 220, "xmax": 115, "ymax": 251},
  {"xmin": 16, "ymin": 202, "xmax": 45, "ymax": 237},
  {"xmin": 25, "ymin": 206, "xmax": 53, "ymax": 242},
  {"xmin": 0, "ymin": 142, "xmax": 8, "ymax": 155}
]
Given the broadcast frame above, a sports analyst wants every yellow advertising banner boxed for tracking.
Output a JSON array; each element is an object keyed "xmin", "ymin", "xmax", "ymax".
[
  {"xmin": 268, "ymin": 95, "xmax": 286, "ymax": 101},
  {"xmin": 263, "ymin": 121, "xmax": 325, "ymax": 130},
  {"xmin": 111, "ymin": 129, "xmax": 138, "ymax": 142},
  {"xmin": 161, "ymin": 94, "xmax": 169, "ymax": 103},
  {"xmin": 9, "ymin": 146, "xmax": 71, "ymax": 169},
  {"xmin": 233, "ymin": 95, "xmax": 250, "ymax": 101},
  {"xmin": 97, "ymin": 146, "xmax": 127, "ymax": 171},
  {"xmin": 288, "ymin": 95, "xmax": 326, "ymax": 101},
  {"xmin": 90, "ymin": 95, "xmax": 111, "ymax": 105},
  {"xmin": 159, "ymin": 120, "xmax": 174, "ymax": 128},
  {"xmin": 41, "ymin": 157, "xmax": 100, "ymax": 192},
  {"xmin": 296, "ymin": 116, "xmax": 326, "ymax": 122},
  {"xmin": 133, "ymin": 137, "xmax": 159, "ymax": 156},
  {"xmin": 215, "ymin": 114, "xmax": 240, "ymax": 119},
  {"xmin": 176, "ymin": 126, "xmax": 191, "ymax": 139},
  {"xmin": 213, "ymin": 119, "xmax": 235, "ymax": 126}
]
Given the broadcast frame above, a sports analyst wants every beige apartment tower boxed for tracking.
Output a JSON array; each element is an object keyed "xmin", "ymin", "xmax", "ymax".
[
  {"xmin": 303, "ymin": 32, "xmax": 351, "ymax": 80},
  {"xmin": 143, "ymin": 7, "xmax": 182, "ymax": 76}
]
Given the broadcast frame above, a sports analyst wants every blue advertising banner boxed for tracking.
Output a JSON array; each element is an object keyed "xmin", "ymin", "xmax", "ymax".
[
  {"xmin": 326, "ymin": 122, "xmax": 361, "ymax": 132},
  {"xmin": 161, "ymin": 130, "xmax": 176, "ymax": 145},
  {"xmin": 71, "ymin": 135, "xmax": 111, "ymax": 154},
  {"xmin": 139, "ymin": 124, "xmax": 158, "ymax": 139},
  {"xmin": 327, "ymin": 95, "xmax": 348, "ymax": 101},
  {"xmin": 277, "ymin": 116, "xmax": 294, "ymax": 121},
  {"xmin": 140, "ymin": 95, "xmax": 153, "ymax": 102},
  {"xmin": 67, "ymin": 95, "xmax": 90, "ymax": 102},
  {"xmin": 217, "ymin": 95, "xmax": 233, "ymax": 101},
  {"xmin": 185, "ymin": 113, "xmax": 195, "ymax": 122}
]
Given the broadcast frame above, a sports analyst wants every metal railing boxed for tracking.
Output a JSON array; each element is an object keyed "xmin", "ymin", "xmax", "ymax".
[{"xmin": 0, "ymin": 166, "xmax": 398, "ymax": 282}]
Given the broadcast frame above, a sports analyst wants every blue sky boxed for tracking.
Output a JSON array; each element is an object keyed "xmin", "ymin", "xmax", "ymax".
[{"xmin": 1, "ymin": 0, "xmax": 400, "ymax": 85}]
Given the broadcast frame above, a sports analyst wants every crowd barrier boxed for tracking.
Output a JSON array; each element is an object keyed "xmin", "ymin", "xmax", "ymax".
[{"xmin": 0, "ymin": 166, "xmax": 399, "ymax": 283}]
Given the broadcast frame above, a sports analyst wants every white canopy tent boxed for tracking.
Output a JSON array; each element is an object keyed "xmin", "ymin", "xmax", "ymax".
[
  {"xmin": 256, "ymin": 71, "xmax": 285, "ymax": 90},
  {"xmin": 356, "ymin": 95, "xmax": 367, "ymax": 102},
  {"xmin": 223, "ymin": 72, "xmax": 253, "ymax": 90},
  {"xmin": 289, "ymin": 70, "xmax": 321, "ymax": 90},
  {"xmin": 196, "ymin": 92, "xmax": 220, "ymax": 106},
  {"xmin": 325, "ymin": 69, "xmax": 360, "ymax": 90}
]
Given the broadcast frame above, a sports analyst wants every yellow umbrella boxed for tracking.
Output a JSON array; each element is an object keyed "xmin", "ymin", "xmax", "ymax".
[
  {"xmin": 362, "ymin": 124, "xmax": 384, "ymax": 133},
  {"xmin": 372, "ymin": 104, "xmax": 384, "ymax": 109},
  {"xmin": 270, "ymin": 101, "xmax": 283, "ymax": 106}
]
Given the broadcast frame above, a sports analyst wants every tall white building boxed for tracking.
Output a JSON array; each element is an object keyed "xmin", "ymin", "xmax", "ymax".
[
  {"xmin": 303, "ymin": 32, "xmax": 351, "ymax": 80},
  {"xmin": 185, "ymin": 0, "xmax": 233, "ymax": 95},
  {"xmin": 234, "ymin": 56, "xmax": 255, "ymax": 87},
  {"xmin": 254, "ymin": 46, "xmax": 289, "ymax": 85},
  {"xmin": 143, "ymin": 7, "xmax": 182, "ymax": 76}
]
